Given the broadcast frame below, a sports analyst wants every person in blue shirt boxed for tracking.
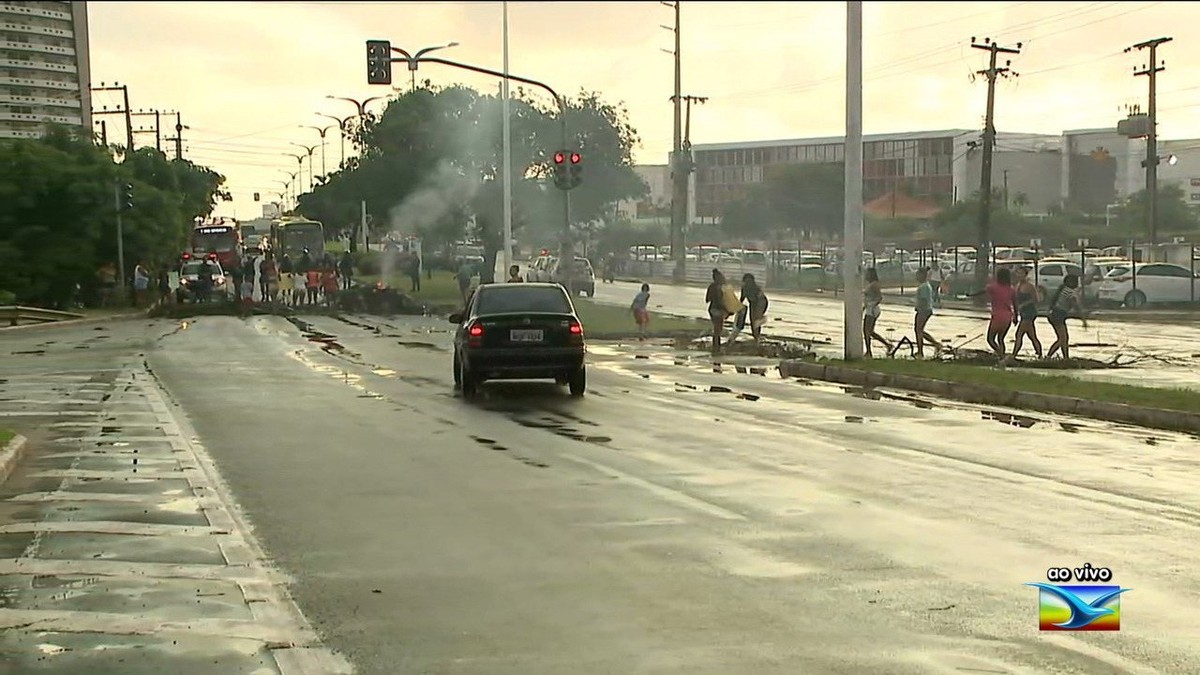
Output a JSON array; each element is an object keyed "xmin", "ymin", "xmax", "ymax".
[{"xmin": 914, "ymin": 267, "xmax": 942, "ymax": 358}]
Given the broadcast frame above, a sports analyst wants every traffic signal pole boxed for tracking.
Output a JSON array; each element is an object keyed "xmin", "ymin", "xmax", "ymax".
[{"xmin": 112, "ymin": 180, "xmax": 128, "ymax": 301}]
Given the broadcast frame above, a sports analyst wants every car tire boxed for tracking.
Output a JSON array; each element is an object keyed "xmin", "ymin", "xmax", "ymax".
[
  {"xmin": 1124, "ymin": 290, "xmax": 1147, "ymax": 309},
  {"xmin": 452, "ymin": 351, "xmax": 462, "ymax": 388},
  {"xmin": 460, "ymin": 360, "xmax": 480, "ymax": 400},
  {"xmin": 567, "ymin": 366, "xmax": 586, "ymax": 397}
]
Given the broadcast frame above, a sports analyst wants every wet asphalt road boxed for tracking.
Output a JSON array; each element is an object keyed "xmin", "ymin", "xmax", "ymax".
[
  {"xmin": 588, "ymin": 279, "xmax": 1200, "ymax": 391},
  {"xmin": 3, "ymin": 315, "xmax": 1200, "ymax": 674}
]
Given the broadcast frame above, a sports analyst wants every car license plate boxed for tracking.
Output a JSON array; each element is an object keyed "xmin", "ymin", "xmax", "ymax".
[{"xmin": 510, "ymin": 329, "xmax": 543, "ymax": 342}]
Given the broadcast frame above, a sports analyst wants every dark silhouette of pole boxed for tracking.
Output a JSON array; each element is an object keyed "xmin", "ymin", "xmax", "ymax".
[
  {"xmin": 317, "ymin": 113, "xmax": 353, "ymax": 169},
  {"xmin": 970, "ymin": 37, "xmax": 1021, "ymax": 301},
  {"xmin": 1127, "ymin": 36, "xmax": 1171, "ymax": 257}
]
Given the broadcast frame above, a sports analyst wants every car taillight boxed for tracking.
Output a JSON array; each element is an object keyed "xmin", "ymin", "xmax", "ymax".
[
  {"xmin": 467, "ymin": 321, "xmax": 484, "ymax": 347},
  {"xmin": 568, "ymin": 320, "xmax": 583, "ymax": 343},
  {"xmin": 569, "ymin": 321, "xmax": 582, "ymax": 335}
]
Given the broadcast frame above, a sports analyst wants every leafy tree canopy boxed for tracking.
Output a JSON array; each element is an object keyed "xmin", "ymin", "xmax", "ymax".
[
  {"xmin": 297, "ymin": 84, "xmax": 647, "ymax": 279},
  {"xmin": 0, "ymin": 125, "xmax": 229, "ymax": 307}
]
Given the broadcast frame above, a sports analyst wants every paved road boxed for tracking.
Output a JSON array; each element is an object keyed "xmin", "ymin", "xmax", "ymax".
[
  {"xmin": 8, "ymin": 314, "xmax": 1196, "ymax": 673},
  {"xmin": 587, "ymin": 279, "xmax": 1200, "ymax": 391}
]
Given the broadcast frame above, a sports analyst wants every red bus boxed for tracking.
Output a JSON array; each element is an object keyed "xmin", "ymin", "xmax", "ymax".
[{"xmin": 190, "ymin": 221, "xmax": 243, "ymax": 271}]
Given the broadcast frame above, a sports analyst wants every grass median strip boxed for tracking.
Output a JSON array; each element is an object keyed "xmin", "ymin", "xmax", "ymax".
[
  {"xmin": 827, "ymin": 358, "xmax": 1200, "ymax": 415},
  {"xmin": 572, "ymin": 300, "xmax": 706, "ymax": 336},
  {"xmin": 0, "ymin": 429, "xmax": 13, "ymax": 447}
]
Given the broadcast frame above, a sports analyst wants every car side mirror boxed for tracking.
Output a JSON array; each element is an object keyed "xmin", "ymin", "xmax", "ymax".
[{"xmin": 448, "ymin": 312, "xmax": 463, "ymax": 324}]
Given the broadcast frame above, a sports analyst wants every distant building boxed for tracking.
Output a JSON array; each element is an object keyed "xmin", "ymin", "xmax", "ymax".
[
  {"xmin": 617, "ymin": 164, "xmax": 670, "ymax": 221},
  {"xmin": 684, "ymin": 127, "xmax": 1200, "ymax": 224},
  {"xmin": 0, "ymin": 1, "xmax": 91, "ymax": 140}
]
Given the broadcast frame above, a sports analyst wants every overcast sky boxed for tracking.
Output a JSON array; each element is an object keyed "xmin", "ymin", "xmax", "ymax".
[{"xmin": 87, "ymin": 1, "xmax": 1197, "ymax": 219}]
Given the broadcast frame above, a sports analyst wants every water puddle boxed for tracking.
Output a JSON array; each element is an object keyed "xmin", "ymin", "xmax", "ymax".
[{"xmin": 981, "ymin": 409, "xmax": 1039, "ymax": 429}]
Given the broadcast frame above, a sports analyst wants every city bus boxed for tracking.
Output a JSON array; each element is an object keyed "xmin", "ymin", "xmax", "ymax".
[
  {"xmin": 190, "ymin": 220, "xmax": 243, "ymax": 271},
  {"xmin": 270, "ymin": 218, "xmax": 326, "ymax": 258}
]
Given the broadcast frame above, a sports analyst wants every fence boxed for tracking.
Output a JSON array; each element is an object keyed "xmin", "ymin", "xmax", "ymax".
[
  {"xmin": 0, "ymin": 306, "xmax": 84, "ymax": 327},
  {"xmin": 615, "ymin": 241, "xmax": 1200, "ymax": 307}
]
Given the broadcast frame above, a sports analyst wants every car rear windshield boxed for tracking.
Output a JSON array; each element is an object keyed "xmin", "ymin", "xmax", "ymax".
[{"xmin": 476, "ymin": 286, "xmax": 571, "ymax": 314}]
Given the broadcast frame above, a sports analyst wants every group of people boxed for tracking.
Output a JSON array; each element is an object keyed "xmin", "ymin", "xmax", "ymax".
[
  {"xmin": 861, "ymin": 265, "xmax": 1086, "ymax": 362},
  {"xmin": 241, "ymin": 249, "xmax": 355, "ymax": 307},
  {"xmin": 700, "ymin": 269, "xmax": 770, "ymax": 354}
]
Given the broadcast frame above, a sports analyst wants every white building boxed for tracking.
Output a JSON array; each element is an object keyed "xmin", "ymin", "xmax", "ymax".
[{"xmin": 0, "ymin": 1, "xmax": 91, "ymax": 140}]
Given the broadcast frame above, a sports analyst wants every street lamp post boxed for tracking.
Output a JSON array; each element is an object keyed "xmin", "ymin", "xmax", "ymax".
[
  {"xmin": 302, "ymin": 125, "xmax": 333, "ymax": 177},
  {"xmin": 389, "ymin": 42, "xmax": 460, "ymax": 92},
  {"xmin": 290, "ymin": 143, "xmax": 318, "ymax": 188},
  {"xmin": 325, "ymin": 95, "xmax": 391, "ymax": 254},
  {"xmin": 317, "ymin": 113, "xmax": 354, "ymax": 169},
  {"xmin": 282, "ymin": 153, "xmax": 305, "ymax": 197},
  {"xmin": 279, "ymin": 170, "xmax": 299, "ymax": 209}
]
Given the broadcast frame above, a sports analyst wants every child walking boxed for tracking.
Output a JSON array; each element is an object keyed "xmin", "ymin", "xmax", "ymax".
[{"xmin": 630, "ymin": 283, "xmax": 651, "ymax": 340}]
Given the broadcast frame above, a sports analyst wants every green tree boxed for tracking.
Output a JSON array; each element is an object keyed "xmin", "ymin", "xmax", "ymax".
[
  {"xmin": 0, "ymin": 126, "xmax": 227, "ymax": 307},
  {"xmin": 298, "ymin": 84, "xmax": 647, "ymax": 275},
  {"xmin": 1113, "ymin": 184, "xmax": 1198, "ymax": 235},
  {"xmin": 719, "ymin": 163, "xmax": 845, "ymax": 240}
]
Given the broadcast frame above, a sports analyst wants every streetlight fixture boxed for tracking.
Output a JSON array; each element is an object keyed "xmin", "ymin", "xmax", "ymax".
[
  {"xmin": 325, "ymin": 94, "xmax": 388, "ymax": 118},
  {"xmin": 390, "ymin": 41, "xmax": 460, "ymax": 91},
  {"xmin": 317, "ymin": 112, "xmax": 355, "ymax": 169},
  {"xmin": 302, "ymin": 125, "xmax": 333, "ymax": 177},
  {"xmin": 290, "ymin": 142, "xmax": 318, "ymax": 188},
  {"xmin": 281, "ymin": 153, "xmax": 305, "ymax": 197}
]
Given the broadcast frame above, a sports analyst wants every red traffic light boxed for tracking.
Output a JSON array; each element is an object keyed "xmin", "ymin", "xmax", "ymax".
[
  {"xmin": 570, "ymin": 152, "xmax": 581, "ymax": 164},
  {"xmin": 553, "ymin": 152, "xmax": 566, "ymax": 164}
]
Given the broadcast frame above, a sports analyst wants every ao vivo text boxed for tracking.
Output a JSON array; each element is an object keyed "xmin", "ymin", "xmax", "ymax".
[{"xmin": 1046, "ymin": 563, "xmax": 1113, "ymax": 583}]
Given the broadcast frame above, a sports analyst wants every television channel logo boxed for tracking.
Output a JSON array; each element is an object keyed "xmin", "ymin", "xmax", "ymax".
[{"xmin": 1027, "ymin": 563, "xmax": 1131, "ymax": 631}]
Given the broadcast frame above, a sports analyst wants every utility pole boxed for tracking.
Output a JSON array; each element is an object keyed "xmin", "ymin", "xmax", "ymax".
[
  {"xmin": 1127, "ymin": 36, "xmax": 1171, "ymax": 258},
  {"xmin": 96, "ymin": 119, "xmax": 107, "ymax": 146},
  {"xmin": 90, "ymin": 83, "xmax": 134, "ymax": 153},
  {"xmin": 663, "ymin": 0, "xmax": 686, "ymax": 283},
  {"xmin": 112, "ymin": 180, "xmax": 127, "ymax": 303},
  {"xmin": 970, "ymin": 37, "xmax": 1021, "ymax": 301},
  {"xmin": 163, "ymin": 112, "xmax": 185, "ymax": 160},
  {"xmin": 844, "ymin": 0, "xmax": 864, "ymax": 360},
  {"xmin": 131, "ymin": 110, "xmax": 165, "ymax": 152},
  {"xmin": 1002, "ymin": 169, "xmax": 1009, "ymax": 210}
]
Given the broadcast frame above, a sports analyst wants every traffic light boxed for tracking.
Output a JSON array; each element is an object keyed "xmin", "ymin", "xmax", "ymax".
[
  {"xmin": 123, "ymin": 183, "xmax": 133, "ymax": 210},
  {"xmin": 552, "ymin": 150, "xmax": 569, "ymax": 190},
  {"xmin": 568, "ymin": 152, "xmax": 582, "ymax": 189},
  {"xmin": 366, "ymin": 40, "xmax": 393, "ymax": 85},
  {"xmin": 253, "ymin": 192, "xmax": 260, "ymax": 202}
]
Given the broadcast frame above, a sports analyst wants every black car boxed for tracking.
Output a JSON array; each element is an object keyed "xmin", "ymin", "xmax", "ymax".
[{"xmin": 450, "ymin": 282, "xmax": 586, "ymax": 399}]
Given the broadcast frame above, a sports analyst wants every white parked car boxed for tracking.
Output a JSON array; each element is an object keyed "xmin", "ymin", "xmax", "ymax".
[
  {"xmin": 528, "ymin": 254, "xmax": 556, "ymax": 282},
  {"xmin": 1097, "ymin": 262, "xmax": 1200, "ymax": 308}
]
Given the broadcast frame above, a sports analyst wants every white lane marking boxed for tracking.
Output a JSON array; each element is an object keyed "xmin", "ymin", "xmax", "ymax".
[
  {"xmin": 0, "ymin": 521, "xmax": 225, "ymax": 536},
  {"xmin": 559, "ymin": 452, "xmax": 747, "ymax": 522},
  {"xmin": 0, "ymin": 557, "xmax": 260, "ymax": 582}
]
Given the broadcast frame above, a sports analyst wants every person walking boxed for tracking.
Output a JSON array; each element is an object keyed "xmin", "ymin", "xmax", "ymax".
[
  {"xmin": 862, "ymin": 267, "xmax": 892, "ymax": 357},
  {"xmin": 338, "ymin": 250, "xmax": 355, "ymax": 290},
  {"xmin": 132, "ymin": 262, "xmax": 150, "ymax": 307},
  {"xmin": 704, "ymin": 269, "xmax": 737, "ymax": 355},
  {"xmin": 914, "ymin": 267, "xmax": 942, "ymax": 358},
  {"xmin": 1046, "ymin": 273, "xmax": 1086, "ymax": 360},
  {"xmin": 1010, "ymin": 266, "xmax": 1044, "ymax": 361},
  {"xmin": 728, "ymin": 273, "xmax": 769, "ymax": 346},
  {"xmin": 985, "ymin": 267, "xmax": 1017, "ymax": 359},
  {"xmin": 630, "ymin": 283, "xmax": 651, "ymax": 340}
]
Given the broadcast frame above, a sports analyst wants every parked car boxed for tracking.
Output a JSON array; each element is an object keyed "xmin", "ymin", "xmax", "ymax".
[
  {"xmin": 1028, "ymin": 260, "xmax": 1085, "ymax": 301},
  {"xmin": 1082, "ymin": 258, "xmax": 1131, "ymax": 302},
  {"xmin": 449, "ymin": 282, "xmax": 587, "ymax": 399},
  {"xmin": 550, "ymin": 256, "xmax": 596, "ymax": 297},
  {"xmin": 1097, "ymin": 262, "xmax": 1200, "ymax": 308}
]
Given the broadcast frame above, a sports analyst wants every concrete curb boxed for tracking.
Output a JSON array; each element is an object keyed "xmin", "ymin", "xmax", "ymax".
[
  {"xmin": 777, "ymin": 359, "xmax": 1200, "ymax": 435},
  {"xmin": 0, "ymin": 435, "xmax": 28, "ymax": 486},
  {"xmin": 0, "ymin": 309, "xmax": 148, "ymax": 332}
]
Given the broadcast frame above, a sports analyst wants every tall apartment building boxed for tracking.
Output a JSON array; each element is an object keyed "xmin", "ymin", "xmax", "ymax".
[{"xmin": 0, "ymin": 1, "xmax": 91, "ymax": 140}]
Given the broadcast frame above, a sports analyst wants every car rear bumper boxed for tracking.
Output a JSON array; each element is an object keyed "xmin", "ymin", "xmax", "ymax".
[{"xmin": 465, "ymin": 346, "xmax": 584, "ymax": 379}]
